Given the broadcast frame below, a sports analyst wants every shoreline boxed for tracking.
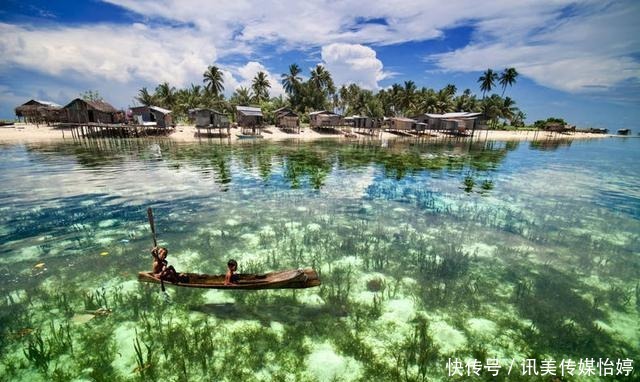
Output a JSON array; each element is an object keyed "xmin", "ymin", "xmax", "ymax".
[{"xmin": 0, "ymin": 123, "xmax": 614, "ymax": 144}]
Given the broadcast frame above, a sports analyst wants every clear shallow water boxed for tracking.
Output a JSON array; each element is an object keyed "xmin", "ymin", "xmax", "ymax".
[{"xmin": 0, "ymin": 137, "xmax": 638, "ymax": 381}]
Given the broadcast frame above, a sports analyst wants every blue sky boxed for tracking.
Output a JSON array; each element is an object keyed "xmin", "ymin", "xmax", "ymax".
[{"xmin": 1, "ymin": 0, "xmax": 639, "ymax": 129}]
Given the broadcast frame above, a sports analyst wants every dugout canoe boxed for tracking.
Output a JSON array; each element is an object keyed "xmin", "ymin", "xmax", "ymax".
[{"xmin": 138, "ymin": 267, "xmax": 321, "ymax": 290}]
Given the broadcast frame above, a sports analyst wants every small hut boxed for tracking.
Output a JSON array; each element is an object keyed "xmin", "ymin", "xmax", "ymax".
[
  {"xmin": 274, "ymin": 107, "xmax": 300, "ymax": 133},
  {"xmin": 130, "ymin": 105, "xmax": 173, "ymax": 128},
  {"xmin": 385, "ymin": 117, "xmax": 417, "ymax": 132},
  {"xmin": 236, "ymin": 106, "xmax": 263, "ymax": 135},
  {"xmin": 544, "ymin": 122, "xmax": 575, "ymax": 133},
  {"xmin": 414, "ymin": 112, "xmax": 482, "ymax": 135},
  {"xmin": 309, "ymin": 110, "xmax": 343, "ymax": 129},
  {"xmin": 62, "ymin": 98, "xmax": 120, "ymax": 124},
  {"xmin": 189, "ymin": 108, "xmax": 230, "ymax": 136},
  {"xmin": 14, "ymin": 100, "xmax": 63, "ymax": 125},
  {"xmin": 348, "ymin": 116, "xmax": 382, "ymax": 135}
]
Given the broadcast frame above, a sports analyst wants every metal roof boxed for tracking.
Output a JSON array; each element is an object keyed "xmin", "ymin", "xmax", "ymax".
[
  {"xmin": 389, "ymin": 117, "xmax": 417, "ymax": 122},
  {"xmin": 33, "ymin": 100, "xmax": 62, "ymax": 108},
  {"xmin": 149, "ymin": 105, "xmax": 171, "ymax": 114},
  {"xmin": 189, "ymin": 108, "xmax": 224, "ymax": 115},
  {"xmin": 236, "ymin": 106, "xmax": 263, "ymax": 116},
  {"xmin": 424, "ymin": 112, "xmax": 482, "ymax": 119},
  {"xmin": 309, "ymin": 110, "xmax": 333, "ymax": 116}
]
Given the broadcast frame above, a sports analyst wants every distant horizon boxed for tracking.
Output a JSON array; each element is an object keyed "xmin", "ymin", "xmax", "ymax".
[{"xmin": 1, "ymin": 0, "xmax": 639, "ymax": 130}]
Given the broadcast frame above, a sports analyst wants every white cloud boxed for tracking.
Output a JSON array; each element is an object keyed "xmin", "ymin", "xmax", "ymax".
[
  {"xmin": 321, "ymin": 43, "xmax": 387, "ymax": 89},
  {"xmin": 431, "ymin": 1, "xmax": 640, "ymax": 93},
  {"xmin": 223, "ymin": 62, "xmax": 285, "ymax": 98},
  {"xmin": 0, "ymin": 23, "xmax": 216, "ymax": 88},
  {"xmin": 0, "ymin": 0, "xmax": 638, "ymax": 116}
]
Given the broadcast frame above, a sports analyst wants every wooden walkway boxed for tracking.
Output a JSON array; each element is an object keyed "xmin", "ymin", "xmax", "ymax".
[{"xmin": 55, "ymin": 122, "xmax": 173, "ymax": 139}]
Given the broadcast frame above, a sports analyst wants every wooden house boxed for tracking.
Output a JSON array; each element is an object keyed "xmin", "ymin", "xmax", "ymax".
[
  {"xmin": 384, "ymin": 117, "xmax": 417, "ymax": 132},
  {"xmin": 544, "ymin": 122, "xmax": 575, "ymax": 133},
  {"xmin": 274, "ymin": 107, "xmax": 300, "ymax": 133},
  {"xmin": 62, "ymin": 98, "xmax": 120, "ymax": 124},
  {"xmin": 189, "ymin": 108, "xmax": 229, "ymax": 128},
  {"xmin": 236, "ymin": 106, "xmax": 263, "ymax": 135},
  {"xmin": 14, "ymin": 99, "xmax": 63, "ymax": 125},
  {"xmin": 189, "ymin": 108, "xmax": 230, "ymax": 136},
  {"xmin": 346, "ymin": 116, "xmax": 382, "ymax": 134},
  {"xmin": 130, "ymin": 105, "xmax": 173, "ymax": 128},
  {"xmin": 309, "ymin": 110, "xmax": 343, "ymax": 128},
  {"xmin": 414, "ymin": 112, "xmax": 482, "ymax": 135}
]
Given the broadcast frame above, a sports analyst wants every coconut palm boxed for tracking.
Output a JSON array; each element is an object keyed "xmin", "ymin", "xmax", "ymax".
[
  {"xmin": 499, "ymin": 67, "xmax": 519, "ymax": 97},
  {"xmin": 154, "ymin": 82, "xmax": 176, "ymax": 109},
  {"xmin": 203, "ymin": 65, "xmax": 225, "ymax": 96},
  {"xmin": 136, "ymin": 87, "xmax": 155, "ymax": 106},
  {"xmin": 478, "ymin": 69, "xmax": 498, "ymax": 99},
  {"xmin": 309, "ymin": 65, "xmax": 335, "ymax": 94},
  {"xmin": 231, "ymin": 87, "xmax": 252, "ymax": 106},
  {"xmin": 307, "ymin": 65, "xmax": 335, "ymax": 110},
  {"xmin": 399, "ymin": 81, "xmax": 417, "ymax": 116},
  {"xmin": 252, "ymin": 71, "xmax": 271, "ymax": 103},
  {"xmin": 500, "ymin": 96, "xmax": 518, "ymax": 122},
  {"xmin": 281, "ymin": 64, "xmax": 302, "ymax": 95},
  {"xmin": 454, "ymin": 89, "xmax": 479, "ymax": 112}
]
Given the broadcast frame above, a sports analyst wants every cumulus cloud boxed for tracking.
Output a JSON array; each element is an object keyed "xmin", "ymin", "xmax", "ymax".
[
  {"xmin": 1, "ymin": 0, "xmax": 638, "ymax": 114},
  {"xmin": 431, "ymin": 1, "xmax": 640, "ymax": 93},
  {"xmin": 321, "ymin": 43, "xmax": 387, "ymax": 89},
  {"xmin": 0, "ymin": 22, "xmax": 216, "ymax": 88},
  {"xmin": 223, "ymin": 62, "xmax": 285, "ymax": 98}
]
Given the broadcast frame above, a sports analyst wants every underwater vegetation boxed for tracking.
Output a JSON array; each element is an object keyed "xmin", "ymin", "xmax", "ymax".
[{"xmin": 0, "ymin": 138, "xmax": 638, "ymax": 381}]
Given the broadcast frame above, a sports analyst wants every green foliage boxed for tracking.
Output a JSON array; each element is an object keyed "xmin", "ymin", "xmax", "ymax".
[
  {"xmin": 533, "ymin": 117, "xmax": 568, "ymax": 129},
  {"xmin": 80, "ymin": 90, "xmax": 103, "ymax": 102},
  {"xmin": 23, "ymin": 329, "xmax": 51, "ymax": 372}
]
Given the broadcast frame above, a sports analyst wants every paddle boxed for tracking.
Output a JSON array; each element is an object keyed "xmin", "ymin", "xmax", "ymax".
[{"xmin": 147, "ymin": 207, "xmax": 165, "ymax": 292}]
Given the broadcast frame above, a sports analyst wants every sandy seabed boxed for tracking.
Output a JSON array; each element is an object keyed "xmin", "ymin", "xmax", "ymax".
[{"xmin": 0, "ymin": 122, "xmax": 611, "ymax": 144}]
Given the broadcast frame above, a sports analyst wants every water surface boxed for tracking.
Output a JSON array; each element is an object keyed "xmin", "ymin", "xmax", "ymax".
[{"xmin": 1, "ymin": 137, "xmax": 638, "ymax": 381}]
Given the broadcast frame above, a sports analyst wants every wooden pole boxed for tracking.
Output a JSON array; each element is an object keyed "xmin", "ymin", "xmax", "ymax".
[{"xmin": 147, "ymin": 207, "xmax": 165, "ymax": 292}]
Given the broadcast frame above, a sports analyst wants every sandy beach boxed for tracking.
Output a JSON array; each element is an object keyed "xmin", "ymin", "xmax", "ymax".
[{"xmin": 0, "ymin": 122, "xmax": 612, "ymax": 144}]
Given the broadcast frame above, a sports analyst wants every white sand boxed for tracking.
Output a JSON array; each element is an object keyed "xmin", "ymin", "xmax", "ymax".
[{"xmin": 0, "ymin": 122, "xmax": 612, "ymax": 144}]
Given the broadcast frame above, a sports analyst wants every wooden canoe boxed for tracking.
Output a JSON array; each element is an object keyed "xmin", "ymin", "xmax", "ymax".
[{"xmin": 138, "ymin": 268, "xmax": 321, "ymax": 290}]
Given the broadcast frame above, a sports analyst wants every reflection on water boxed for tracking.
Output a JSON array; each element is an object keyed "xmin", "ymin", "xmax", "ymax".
[{"xmin": 0, "ymin": 137, "xmax": 638, "ymax": 381}]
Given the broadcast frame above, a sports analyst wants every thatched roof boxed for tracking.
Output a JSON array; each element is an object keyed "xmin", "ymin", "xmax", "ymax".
[
  {"xmin": 18, "ymin": 99, "xmax": 62, "ymax": 109},
  {"xmin": 64, "ymin": 98, "xmax": 118, "ymax": 113},
  {"xmin": 15, "ymin": 99, "xmax": 62, "ymax": 113}
]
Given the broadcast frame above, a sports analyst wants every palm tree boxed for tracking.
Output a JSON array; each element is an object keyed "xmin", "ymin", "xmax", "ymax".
[
  {"xmin": 399, "ymin": 80, "xmax": 417, "ymax": 115},
  {"xmin": 281, "ymin": 64, "xmax": 302, "ymax": 95},
  {"xmin": 478, "ymin": 69, "xmax": 498, "ymax": 99},
  {"xmin": 136, "ymin": 87, "xmax": 154, "ymax": 106},
  {"xmin": 499, "ymin": 67, "xmax": 518, "ymax": 97},
  {"xmin": 308, "ymin": 65, "xmax": 335, "ymax": 110},
  {"xmin": 309, "ymin": 65, "xmax": 335, "ymax": 94},
  {"xmin": 231, "ymin": 87, "xmax": 252, "ymax": 106},
  {"xmin": 154, "ymin": 82, "xmax": 176, "ymax": 109},
  {"xmin": 203, "ymin": 65, "xmax": 225, "ymax": 96},
  {"xmin": 251, "ymin": 71, "xmax": 271, "ymax": 103},
  {"xmin": 500, "ymin": 96, "xmax": 518, "ymax": 122}
]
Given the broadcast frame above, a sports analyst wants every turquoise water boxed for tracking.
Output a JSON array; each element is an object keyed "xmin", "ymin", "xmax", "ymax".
[{"xmin": 0, "ymin": 137, "xmax": 638, "ymax": 381}]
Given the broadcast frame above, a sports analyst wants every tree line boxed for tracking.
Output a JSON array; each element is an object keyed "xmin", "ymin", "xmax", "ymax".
[{"xmin": 134, "ymin": 64, "xmax": 524, "ymax": 127}]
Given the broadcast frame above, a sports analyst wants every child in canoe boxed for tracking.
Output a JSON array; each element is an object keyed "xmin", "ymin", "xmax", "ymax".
[
  {"xmin": 224, "ymin": 259, "xmax": 239, "ymax": 285},
  {"xmin": 151, "ymin": 247, "xmax": 186, "ymax": 283}
]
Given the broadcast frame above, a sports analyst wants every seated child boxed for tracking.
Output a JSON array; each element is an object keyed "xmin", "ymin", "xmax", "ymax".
[{"xmin": 224, "ymin": 259, "xmax": 239, "ymax": 285}]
